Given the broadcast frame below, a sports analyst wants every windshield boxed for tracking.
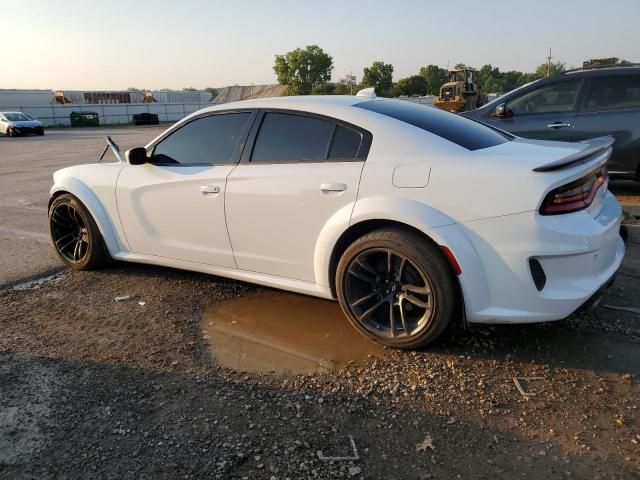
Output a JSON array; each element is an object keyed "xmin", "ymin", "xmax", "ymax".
[{"xmin": 4, "ymin": 113, "xmax": 34, "ymax": 121}]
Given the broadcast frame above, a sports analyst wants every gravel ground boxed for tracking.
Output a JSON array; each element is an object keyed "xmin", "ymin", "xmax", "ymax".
[{"xmin": 1, "ymin": 230, "xmax": 639, "ymax": 479}]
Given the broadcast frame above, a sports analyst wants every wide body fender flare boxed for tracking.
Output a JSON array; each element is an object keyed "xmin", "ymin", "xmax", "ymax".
[
  {"xmin": 313, "ymin": 196, "xmax": 491, "ymax": 314},
  {"xmin": 49, "ymin": 177, "xmax": 126, "ymax": 255}
]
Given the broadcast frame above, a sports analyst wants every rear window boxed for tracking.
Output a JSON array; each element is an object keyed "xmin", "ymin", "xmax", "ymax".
[{"xmin": 355, "ymin": 100, "xmax": 510, "ymax": 151}]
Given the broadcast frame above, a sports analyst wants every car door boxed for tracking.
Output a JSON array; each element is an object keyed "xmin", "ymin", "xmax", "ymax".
[
  {"xmin": 116, "ymin": 110, "xmax": 255, "ymax": 267},
  {"xmin": 572, "ymin": 73, "xmax": 640, "ymax": 176},
  {"xmin": 487, "ymin": 78, "xmax": 584, "ymax": 141},
  {"xmin": 225, "ymin": 110, "xmax": 370, "ymax": 282},
  {"xmin": 0, "ymin": 114, "xmax": 7, "ymax": 134}
]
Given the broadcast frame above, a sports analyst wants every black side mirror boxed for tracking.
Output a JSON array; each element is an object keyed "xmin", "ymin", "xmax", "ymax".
[
  {"xmin": 125, "ymin": 147, "xmax": 148, "ymax": 165},
  {"xmin": 495, "ymin": 103, "xmax": 507, "ymax": 117}
]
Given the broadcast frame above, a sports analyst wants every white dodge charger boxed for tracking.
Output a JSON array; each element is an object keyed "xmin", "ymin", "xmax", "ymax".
[{"xmin": 49, "ymin": 89, "xmax": 624, "ymax": 349}]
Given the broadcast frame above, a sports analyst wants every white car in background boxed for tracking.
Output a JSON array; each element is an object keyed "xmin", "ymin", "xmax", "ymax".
[
  {"xmin": 48, "ymin": 89, "xmax": 624, "ymax": 349},
  {"xmin": 0, "ymin": 111, "xmax": 45, "ymax": 136}
]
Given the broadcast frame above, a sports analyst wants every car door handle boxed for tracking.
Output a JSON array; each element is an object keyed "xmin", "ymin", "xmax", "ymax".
[
  {"xmin": 200, "ymin": 185, "xmax": 220, "ymax": 195},
  {"xmin": 547, "ymin": 122, "xmax": 572, "ymax": 129},
  {"xmin": 320, "ymin": 182, "xmax": 347, "ymax": 192}
]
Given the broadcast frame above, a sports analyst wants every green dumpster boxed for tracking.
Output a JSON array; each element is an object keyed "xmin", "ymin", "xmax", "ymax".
[{"xmin": 70, "ymin": 111, "xmax": 99, "ymax": 127}]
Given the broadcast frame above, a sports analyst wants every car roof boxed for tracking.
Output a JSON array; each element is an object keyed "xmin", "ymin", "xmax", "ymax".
[
  {"xmin": 553, "ymin": 65, "xmax": 640, "ymax": 79},
  {"xmin": 198, "ymin": 95, "xmax": 368, "ymax": 114},
  {"xmin": 0, "ymin": 111, "xmax": 26, "ymax": 115}
]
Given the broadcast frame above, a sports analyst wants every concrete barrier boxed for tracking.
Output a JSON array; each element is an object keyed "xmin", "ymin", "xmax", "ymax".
[{"xmin": 2, "ymin": 103, "xmax": 212, "ymax": 127}]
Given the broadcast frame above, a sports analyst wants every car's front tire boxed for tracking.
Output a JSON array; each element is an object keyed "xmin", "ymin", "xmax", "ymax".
[
  {"xmin": 49, "ymin": 194, "xmax": 108, "ymax": 270},
  {"xmin": 336, "ymin": 228, "xmax": 458, "ymax": 349}
]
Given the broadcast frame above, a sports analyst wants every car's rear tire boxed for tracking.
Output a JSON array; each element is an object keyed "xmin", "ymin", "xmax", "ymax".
[
  {"xmin": 6, "ymin": 128, "xmax": 12, "ymax": 137},
  {"xmin": 336, "ymin": 228, "xmax": 458, "ymax": 349},
  {"xmin": 48, "ymin": 194, "xmax": 108, "ymax": 270}
]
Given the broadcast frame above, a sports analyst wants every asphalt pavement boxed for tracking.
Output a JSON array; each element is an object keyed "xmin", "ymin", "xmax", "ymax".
[{"xmin": 0, "ymin": 126, "xmax": 165, "ymax": 286}]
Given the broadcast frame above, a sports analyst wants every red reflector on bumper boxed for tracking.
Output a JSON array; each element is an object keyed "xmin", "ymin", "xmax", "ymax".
[{"xmin": 440, "ymin": 246, "xmax": 462, "ymax": 275}]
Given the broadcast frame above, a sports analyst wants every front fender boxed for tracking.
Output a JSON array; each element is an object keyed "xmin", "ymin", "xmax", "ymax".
[{"xmin": 50, "ymin": 175, "xmax": 126, "ymax": 255}]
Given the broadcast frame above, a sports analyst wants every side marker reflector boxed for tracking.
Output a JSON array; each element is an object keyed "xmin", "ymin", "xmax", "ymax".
[{"xmin": 440, "ymin": 245, "xmax": 462, "ymax": 275}]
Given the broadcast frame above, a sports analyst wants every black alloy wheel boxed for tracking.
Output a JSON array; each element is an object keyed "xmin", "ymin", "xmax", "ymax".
[
  {"xmin": 336, "ymin": 228, "xmax": 457, "ymax": 349},
  {"xmin": 49, "ymin": 194, "xmax": 108, "ymax": 270},
  {"xmin": 343, "ymin": 248, "xmax": 435, "ymax": 340},
  {"xmin": 50, "ymin": 202, "xmax": 90, "ymax": 264}
]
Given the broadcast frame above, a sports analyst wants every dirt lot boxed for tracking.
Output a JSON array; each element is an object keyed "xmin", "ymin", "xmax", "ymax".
[{"xmin": 1, "ymin": 131, "xmax": 640, "ymax": 479}]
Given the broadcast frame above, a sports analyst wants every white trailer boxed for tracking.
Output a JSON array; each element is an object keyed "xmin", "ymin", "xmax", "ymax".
[{"xmin": 0, "ymin": 89, "xmax": 55, "ymax": 109}]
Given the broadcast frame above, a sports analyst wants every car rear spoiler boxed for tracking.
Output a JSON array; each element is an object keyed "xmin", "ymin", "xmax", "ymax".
[{"xmin": 533, "ymin": 135, "xmax": 614, "ymax": 172}]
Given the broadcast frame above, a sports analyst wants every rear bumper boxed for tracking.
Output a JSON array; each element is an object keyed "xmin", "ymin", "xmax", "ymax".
[
  {"xmin": 574, "ymin": 267, "xmax": 619, "ymax": 314},
  {"xmin": 447, "ymin": 191, "xmax": 625, "ymax": 324}
]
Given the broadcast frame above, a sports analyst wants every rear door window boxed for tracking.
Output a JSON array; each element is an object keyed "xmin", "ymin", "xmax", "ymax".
[
  {"xmin": 586, "ymin": 74, "xmax": 640, "ymax": 111},
  {"xmin": 506, "ymin": 79, "xmax": 582, "ymax": 115},
  {"xmin": 251, "ymin": 113, "xmax": 334, "ymax": 162}
]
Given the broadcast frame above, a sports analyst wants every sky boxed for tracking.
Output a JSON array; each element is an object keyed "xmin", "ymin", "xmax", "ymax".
[{"xmin": 2, "ymin": 0, "xmax": 639, "ymax": 90}]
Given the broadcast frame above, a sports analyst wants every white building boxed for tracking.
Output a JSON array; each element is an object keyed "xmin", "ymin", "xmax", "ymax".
[{"xmin": 0, "ymin": 89, "xmax": 54, "ymax": 109}]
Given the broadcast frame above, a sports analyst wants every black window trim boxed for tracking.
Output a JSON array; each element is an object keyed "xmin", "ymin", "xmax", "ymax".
[
  {"xmin": 240, "ymin": 108, "xmax": 373, "ymax": 164},
  {"xmin": 503, "ymin": 78, "xmax": 586, "ymax": 118},
  {"xmin": 146, "ymin": 109, "xmax": 259, "ymax": 167}
]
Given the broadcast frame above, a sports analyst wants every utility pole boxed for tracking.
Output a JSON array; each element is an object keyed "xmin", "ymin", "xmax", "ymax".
[{"xmin": 547, "ymin": 47, "xmax": 553, "ymax": 77}]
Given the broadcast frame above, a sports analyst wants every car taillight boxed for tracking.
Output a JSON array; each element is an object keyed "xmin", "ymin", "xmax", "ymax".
[{"xmin": 539, "ymin": 165, "xmax": 608, "ymax": 215}]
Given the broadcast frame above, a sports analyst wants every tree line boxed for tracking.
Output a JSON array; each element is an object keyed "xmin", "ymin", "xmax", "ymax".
[{"xmin": 273, "ymin": 45, "xmax": 572, "ymax": 97}]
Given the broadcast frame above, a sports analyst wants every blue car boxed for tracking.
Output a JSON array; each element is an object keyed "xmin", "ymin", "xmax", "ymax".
[
  {"xmin": 463, "ymin": 64, "xmax": 640, "ymax": 181},
  {"xmin": 0, "ymin": 111, "xmax": 45, "ymax": 137}
]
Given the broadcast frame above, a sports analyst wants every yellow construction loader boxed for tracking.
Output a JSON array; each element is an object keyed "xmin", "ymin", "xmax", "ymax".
[{"xmin": 433, "ymin": 68, "xmax": 487, "ymax": 113}]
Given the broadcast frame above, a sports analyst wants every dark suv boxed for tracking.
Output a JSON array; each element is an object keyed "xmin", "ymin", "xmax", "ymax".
[{"xmin": 463, "ymin": 65, "xmax": 640, "ymax": 180}]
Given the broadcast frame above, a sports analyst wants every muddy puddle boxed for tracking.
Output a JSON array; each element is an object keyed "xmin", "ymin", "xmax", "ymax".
[{"xmin": 202, "ymin": 291, "xmax": 385, "ymax": 374}]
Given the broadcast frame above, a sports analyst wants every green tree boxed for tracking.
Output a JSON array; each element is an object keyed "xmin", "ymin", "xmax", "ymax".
[
  {"xmin": 331, "ymin": 74, "xmax": 357, "ymax": 95},
  {"xmin": 273, "ymin": 45, "xmax": 334, "ymax": 95},
  {"xmin": 362, "ymin": 61, "xmax": 394, "ymax": 97},
  {"xmin": 418, "ymin": 65, "xmax": 448, "ymax": 95},
  {"xmin": 311, "ymin": 83, "xmax": 336, "ymax": 95},
  {"xmin": 534, "ymin": 61, "xmax": 565, "ymax": 79},
  {"xmin": 182, "ymin": 87, "xmax": 197, "ymax": 91},
  {"xmin": 394, "ymin": 75, "xmax": 429, "ymax": 96},
  {"xmin": 332, "ymin": 83, "xmax": 348, "ymax": 95},
  {"xmin": 501, "ymin": 70, "xmax": 531, "ymax": 92},
  {"xmin": 475, "ymin": 64, "xmax": 500, "ymax": 92}
]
